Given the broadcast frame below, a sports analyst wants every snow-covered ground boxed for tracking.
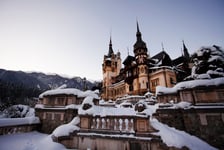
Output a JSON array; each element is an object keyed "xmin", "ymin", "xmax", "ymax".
[
  {"xmin": 0, "ymin": 131, "xmax": 67, "ymax": 150},
  {"xmin": 0, "ymin": 99, "xmax": 218, "ymax": 150},
  {"xmin": 150, "ymin": 118, "xmax": 217, "ymax": 150}
]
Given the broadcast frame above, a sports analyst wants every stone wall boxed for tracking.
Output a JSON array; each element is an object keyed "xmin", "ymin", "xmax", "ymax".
[
  {"xmin": 179, "ymin": 87, "xmax": 224, "ymax": 104},
  {"xmin": 35, "ymin": 108, "xmax": 78, "ymax": 133},
  {"xmin": 77, "ymin": 135, "xmax": 162, "ymax": 150},
  {"xmin": 0, "ymin": 124, "xmax": 40, "ymax": 135},
  {"xmin": 54, "ymin": 133, "xmax": 187, "ymax": 150},
  {"xmin": 157, "ymin": 94, "xmax": 180, "ymax": 103},
  {"xmin": 157, "ymin": 86, "xmax": 224, "ymax": 104},
  {"xmin": 154, "ymin": 107, "xmax": 224, "ymax": 149}
]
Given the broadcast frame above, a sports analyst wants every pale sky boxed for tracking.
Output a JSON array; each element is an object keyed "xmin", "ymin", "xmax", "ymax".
[{"xmin": 0, "ymin": 0, "xmax": 223, "ymax": 80}]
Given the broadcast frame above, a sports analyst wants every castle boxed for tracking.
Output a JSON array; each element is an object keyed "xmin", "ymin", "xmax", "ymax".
[{"xmin": 102, "ymin": 22, "xmax": 191, "ymax": 100}]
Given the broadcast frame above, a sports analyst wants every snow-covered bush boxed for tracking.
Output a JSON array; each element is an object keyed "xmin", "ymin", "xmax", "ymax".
[
  {"xmin": 190, "ymin": 45, "xmax": 224, "ymax": 79},
  {"xmin": 78, "ymin": 96, "xmax": 97, "ymax": 115},
  {"xmin": 135, "ymin": 100, "xmax": 147, "ymax": 112},
  {"xmin": 1, "ymin": 104, "xmax": 35, "ymax": 118}
]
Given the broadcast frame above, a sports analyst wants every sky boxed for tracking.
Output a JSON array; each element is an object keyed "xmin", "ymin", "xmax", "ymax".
[{"xmin": 0, "ymin": 0, "xmax": 223, "ymax": 80}]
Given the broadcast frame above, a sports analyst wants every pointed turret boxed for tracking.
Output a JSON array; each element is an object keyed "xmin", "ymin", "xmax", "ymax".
[
  {"xmin": 134, "ymin": 21, "xmax": 147, "ymax": 56},
  {"xmin": 108, "ymin": 36, "xmax": 114, "ymax": 57}
]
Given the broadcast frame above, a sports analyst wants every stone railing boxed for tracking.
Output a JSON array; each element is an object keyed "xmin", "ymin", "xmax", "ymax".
[
  {"xmin": 79, "ymin": 114, "xmax": 157, "ymax": 136},
  {"xmin": 91, "ymin": 116, "xmax": 134, "ymax": 133}
]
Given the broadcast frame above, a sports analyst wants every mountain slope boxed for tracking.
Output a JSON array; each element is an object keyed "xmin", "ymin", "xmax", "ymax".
[
  {"xmin": 0, "ymin": 69, "xmax": 96, "ymax": 91},
  {"xmin": 0, "ymin": 68, "xmax": 99, "ymax": 107},
  {"xmin": 0, "ymin": 69, "xmax": 48, "ymax": 90}
]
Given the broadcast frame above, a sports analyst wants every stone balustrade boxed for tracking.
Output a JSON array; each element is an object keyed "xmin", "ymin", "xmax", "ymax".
[
  {"xmin": 90, "ymin": 116, "xmax": 135, "ymax": 133},
  {"xmin": 80, "ymin": 114, "xmax": 156, "ymax": 136}
]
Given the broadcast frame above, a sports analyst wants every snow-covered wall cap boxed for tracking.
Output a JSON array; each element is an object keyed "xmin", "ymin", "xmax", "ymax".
[
  {"xmin": 0, "ymin": 117, "xmax": 40, "ymax": 127},
  {"xmin": 156, "ymin": 77, "xmax": 224, "ymax": 95},
  {"xmin": 78, "ymin": 105, "xmax": 137, "ymax": 117},
  {"xmin": 39, "ymin": 88, "xmax": 99, "ymax": 99}
]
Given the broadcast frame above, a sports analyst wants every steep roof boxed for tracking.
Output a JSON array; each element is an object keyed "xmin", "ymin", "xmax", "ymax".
[
  {"xmin": 173, "ymin": 56, "xmax": 185, "ymax": 66},
  {"xmin": 150, "ymin": 51, "xmax": 172, "ymax": 66},
  {"xmin": 123, "ymin": 55, "xmax": 135, "ymax": 65}
]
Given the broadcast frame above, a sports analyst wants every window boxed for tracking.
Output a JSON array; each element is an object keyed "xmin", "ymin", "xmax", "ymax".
[
  {"xmin": 151, "ymin": 78, "xmax": 159, "ymax": 87},
  {"xmin": 57, "ymin": 97, "xmax": 65, "ymax": 105},
  {"xmin": 129, "ymin": 85, "xmax": 133, "ymax": 91},
  {"xmin": 170, "ymin": 77, "xmax": 175, "ymax": 84},
  {"xmin": 151, "ymin": 78, "xmax": 159, "ymax": 92},
  {"xmin": 55, "ymin": 113, "xmax": 61, "ymax": 120},
  {"xmin": 46, "ymin": 113, "xmax": 52, "ymax": 120}
]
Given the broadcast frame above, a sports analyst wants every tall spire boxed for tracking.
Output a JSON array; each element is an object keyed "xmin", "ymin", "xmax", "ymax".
[
  {"xmin": 161, "ymin": 42, "xmax": 165, "ymax": 52},
  {"xmin": 109, "ymin": 35, "xmax": 112, "ymax": 46},
  {"xmin": 136, "ymin": 21, "xmax": 142, "ymax": 41},
  {"xmin": 182, "ymin": 40, "xmax": 190, "ymax": 59},
  {"xmin": 137, "ymin": 21, "xmax": 140, "ymax": 33},
  {"xmin": 108, "ymin": 36, "xmax": 114, "ymax": 57}
]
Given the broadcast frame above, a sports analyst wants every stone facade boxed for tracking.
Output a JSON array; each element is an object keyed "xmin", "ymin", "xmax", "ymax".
[
  {"xmin": 36, "ymin": 94, "xmax": 81, "ymax": 133},
  {"xmin": 35, "ymin": 108, "xmax": 77, "ymax": 133},
  {"xmin": 154, "ymin": 107, "xmax": 224, "ymax": 149}
]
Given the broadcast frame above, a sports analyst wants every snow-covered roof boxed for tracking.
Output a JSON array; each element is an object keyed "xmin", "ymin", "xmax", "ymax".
[
  {"xmin": 156, "ymin": 77, "xmax": 224, "ymax": 95},
  {"xmin": 35, "ymin": 104, "xmax": 81, "ymax": 110},
  {"xmin": 39, "ymin": 88, "xmax": 99, "ymax": 99}
]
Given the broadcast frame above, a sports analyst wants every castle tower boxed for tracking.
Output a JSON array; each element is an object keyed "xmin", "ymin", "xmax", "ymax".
[
  {"xmin": 102, "ymin": 37, "xmax": 121, "ymax": 100},
  {"xmin": 133, "ymin": 22, "xmax": 149, "ymax": 95}
]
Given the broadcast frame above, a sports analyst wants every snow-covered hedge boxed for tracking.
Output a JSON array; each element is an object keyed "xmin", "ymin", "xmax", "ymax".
[{"xmin": 0, "ymin": 104, "xmax": 35, "ymax": 118}]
